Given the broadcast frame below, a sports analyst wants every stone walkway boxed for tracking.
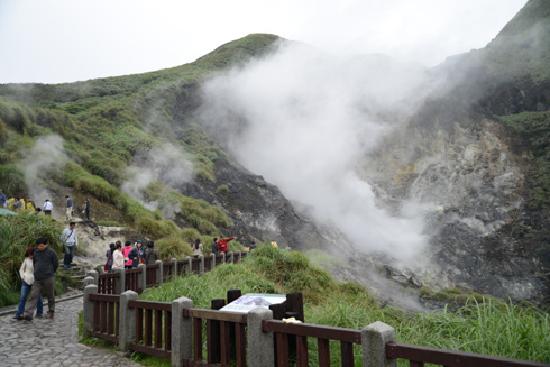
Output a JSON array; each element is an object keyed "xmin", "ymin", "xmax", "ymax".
[{"xmin": 0, "ymin": 297, "xmax": 140, "ymax": 367}]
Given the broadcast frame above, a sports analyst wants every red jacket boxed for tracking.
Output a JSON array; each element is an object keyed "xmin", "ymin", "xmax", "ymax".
[{"xmin": 217, "ymin": 237, "xmax": 234, "ymax": 254}]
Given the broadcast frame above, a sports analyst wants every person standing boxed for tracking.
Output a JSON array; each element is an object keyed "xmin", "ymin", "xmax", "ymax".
[
  {"xmin": 24, "ymin": 238, "xmax": 58, "ymax": 320},
  {"xmin": 83, "ymin": 199, "xmax": 91, "ymax": 221},
  {"xmin": 122, "ymin": 241, "xmax": 133, "ymax": 269},
  {"xmin": 211, "ymin": 238, "xmax": 219, "ymax": 256},
  {"xmin": 111, "ymin": 242, "xmax": 124, "ymax": 270},
  {"xmin": 105, "ymin": 243, "xmax": 115, "ymax": 271},
  {"xmin": 136, "ymin": 240, "xmax": 145, "ymax": 264},
  {"xmin": 61, "ymin": 222, "xmax": 78, "ymax": 269},
  {"xmin": 0, "ymin": 190, "xmax": 6, "ymax": 208},
  {"xmin": 217, "ymin": 236, "xmax": 235, "ymax": 255},
  {"xmin": 43, "ymin": 199, "xmax": 53, "ymax": 216},
  {"xmin": 144, "ymin": 241, "xmax": 158, "ymax": 265},
  {"xmin": 192, "ymin": 238, "xmax": 203, "ymax": 257},
  {"xmin": 65, "ymin": 195, "xmax": 73, "ymax": 221},
  {"xmin": 14, "ymin": 248, "xmax": 44, "ymax": 320}
]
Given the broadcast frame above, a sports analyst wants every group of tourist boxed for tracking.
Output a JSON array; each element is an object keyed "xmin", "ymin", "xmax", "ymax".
[
  {"xmin": 104, "ymin": 240, "xmax": 158, "ymax": 271},
  {"xmin": 0, "ymin": 191, "xmax": 92, "ymax": 221}
]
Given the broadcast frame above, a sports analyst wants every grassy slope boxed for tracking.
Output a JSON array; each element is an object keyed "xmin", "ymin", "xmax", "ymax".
[
  {"xmin": 141, "ymin": 246, "xmax": 550, "ymax": 364},
  {"xmin": 0, "ymin": 34, "xmax": 280, "ymax": 243}
]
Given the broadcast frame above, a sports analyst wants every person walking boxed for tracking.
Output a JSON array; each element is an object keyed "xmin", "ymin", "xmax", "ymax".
[
  {"xmin": 24, "ymin": 238, "xmax": 58, "ymax": 320},
  {"xmin": 14, "ymin": 248, "xmax": 44, "ymax": 320},
  {"xmin": 144, "ymin": 241, "xmax": 158, "ymax": 265},
  {"xmin": 61, "ymin": 222, "xmax": 78, "ymax": 269},
  {"xmin": 65, "ymin": 195, "xmax": 73, "ymax": 221},
  {"xmin": 192, "ymin": 238, "xmax": 203, "ymax": 257},
  {"xmin": 111, "ymin": 242, "xmax": 124, "ymax": 270},
  {"xmin": 43, "ymin": 199, "xmax": 53, "ymax": 216},
  {"xmin": 83, "ymin": 198, "xmax": 91, "ymax": 221}
]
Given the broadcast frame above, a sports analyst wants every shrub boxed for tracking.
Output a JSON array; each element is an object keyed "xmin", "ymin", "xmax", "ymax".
[
  {"xmin": 155, "ymin": 235, "xmax": 192, "ymax": 260},
  {"xmin": 0, "ymin": 213, "xmax": 62, "ymax": 297}
]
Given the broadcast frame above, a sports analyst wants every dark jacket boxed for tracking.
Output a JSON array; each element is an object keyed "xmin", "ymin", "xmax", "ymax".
[
  {"xmin": 34, "ymin": 247, "xmax": 58, "ymax": 281},
  {"xmin": 144, "ymin": 247, "xmax": 158, "ymax": 265}
]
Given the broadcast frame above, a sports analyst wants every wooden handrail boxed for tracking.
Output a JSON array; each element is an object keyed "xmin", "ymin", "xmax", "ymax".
[
  {"xmin": 262, "ymin": 320, "xmax": 361, "ymax": 344},
  {"xmin": 184, "ymin": 308, "xmax": 248, "ymax": 324},
  {"xmin": 386, "ymin": 342, "xmax": 550, "ymax": 367},
  {"xmin": 89, "ymin": 293, "xmax": 120, "ymax": 302},
  {"xmin": 128, "ymin": 300, "xmax": 172, "ymax": 311}
]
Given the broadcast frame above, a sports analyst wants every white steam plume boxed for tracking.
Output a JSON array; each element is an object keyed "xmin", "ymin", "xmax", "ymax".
[
  {"xmin": 200, "ymin": 43, "xmax": 431, "ymax": 262},
  {"xmin": 121, "ymin": 143, "xmax": 193, "ymax": 213},
  {"xmin": 18, "ymin": 134, "xmax": 68, "ymax": 204}
]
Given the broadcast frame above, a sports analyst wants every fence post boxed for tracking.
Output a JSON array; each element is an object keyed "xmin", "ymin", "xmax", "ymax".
[
  {"xmin": 171, "ymin": 296, "xmax": 193, "ymax": 367},
  {"xmin": 221, "ymin": 252, "xmax": 226, "ymax": 264},
  {"xmin": 83, "ymin": 284, "xmax": 98, "ymax": 338},
  {"xmin": 116, "ymin": 268, "xmax": 126, "ymax": 294},
  {"xmin": 119, "ymin": 290, "xmax": 138, "ymax": 352},
  {"xmin": 199, "ymin": 255, "xmax": 204, "ymax": 274},
  {"xmin": 82, "ymin": 276, "xmax": 95, "ymax": 287},
  {"xmin": 362, "ymin": 321, "xmax": 396, "ymax": 367},
  {"xmin": 211, "ymin": 253, "xmax": 216, "ymax": 268},
  {"xmin": 247, "ymin": 308, "xmax": 274, "ymax": 367},
  {"xmin": 185, "ymin": 256, "xmax": 192, "ymax": 275},
  {"xmin": 138, "ymin": 263, "xmax": 146, "ymax": 292},
  {"xmin": 86, "ymin": 269, "xmax": 99, "ymax": 285},
  {"xmin": 155, "ymin": 260, "xmax": 163, "ymax": 284},
  {"xmin": 228, "ymin": 251, "xmax": 234, "ymax": 264}
]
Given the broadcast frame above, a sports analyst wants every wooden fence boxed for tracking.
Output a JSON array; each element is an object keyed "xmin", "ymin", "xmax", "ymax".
[
  {"xmin": 94, "ymin": 251, "xmax": 248, "ymax": 296},
  {"xmin": 82, "ymin": 254, "xmax": 549, "ymax": 367}
]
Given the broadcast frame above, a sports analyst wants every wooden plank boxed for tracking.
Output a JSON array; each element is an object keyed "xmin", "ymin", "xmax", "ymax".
[
  {"xmin": 275, "ymin": 333, "xmax": 289, "ymax": 367},
  {"xmin": 410, "ymin": 361, "xmax": 424, "ymax": 367},
  {"xmin": 89, "ymin": 293, "xmax": 119, "ymax": 302},
  {"xmin": 227, "ymin": 289, "xmax": 241, "ymax": 303},
  {"xmin": 263, "ymin": 320, "xmax": 361, "ymax": 343},
  {"xmin": 235, "ymin": 322, "xmax": 246, "ymax": 367},
  {"xmin": 285, "ymin": 293, "xmax": 304, "ymax": 321},
  {"xmin": 193, "ymin": 318, "xmax": 202, "ymax": 361},
  {"xmin": 189, "ymin": 309, "xmax": 247, "ymax": 323},
  {"xmin": 145, "ymin": 309, "xmax": 153, "ymax": 346},
  {"xmin": 130, "ymin": 343, "xmax": 172, "ymax": 358},
  {"xmin": 207, "ymin": 299, "xmax": 225, "ymax": 364},
  {"xmin": 165, "ymin": 311, "xmax": 172, "ymax": 351},
  {"xmin": 115, "ymin": 300, "xmax": 120, "ymax": 337},
  {"xmin": 136, "ymin": 308, "xmax": 144, "ymax": 343},
  {"xmin": 386, "ymin": 342, "xmax": 550, "ymax": 367},
  {"xmin": 340, "ymin": 341, "xmax": 354, "ymax": 367},
  {"xmin": 296, "ymin": 335, "xmax": 308, "ymax": 367},
  {"xmin": 93, "ymin": 301, "xmax": 100, "ymax": 333},
  {"xmin": 155, "ymin": 310, "xmax": 163, "ymax": 349},
  {"xmin": 318, "ymin": 338, "xmax": 330, "ymax": 367},
  {"xmin": 220, "ymin": 321, "xmax": 230, "ymax": 366},
  {"xmin": 106, "ymin": 301, "xmax": 113, "ymax": 335},
  {"xmin": 100, "ymin": 300, "xmax": 107, "ymax": 333}
]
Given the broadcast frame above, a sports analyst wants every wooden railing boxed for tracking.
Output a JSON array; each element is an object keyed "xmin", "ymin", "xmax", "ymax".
[
  {"xmin": 125, "ymin": 268, "xmax": 142, "ymax": 293},
  {"xmin": 386, "ymin": 342, "xmax": 550, "ymax": 367},
  {"xmin": 186, "ymin": 308, "xmax": 248, "ymax": 366},
  {"xmin": 98, "ymin": 272, "xmax": 118, "ymax": 294},
  {"xmin": 145, "ymin": 264, "xmax": 158, "ymax": 286},
  {"xmin": 128, "ymin": 300, "xmax": 172, "ymax": 358},
  {"xmin": 89, "ymin": 293, "xmax": 119, "ymax": 343},
  {"xmin": 263, "ymin": 320, "xmax": 361, "ymax": 367}
]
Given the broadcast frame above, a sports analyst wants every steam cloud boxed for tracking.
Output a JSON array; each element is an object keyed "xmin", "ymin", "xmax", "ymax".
[
  {"xmin": 200, "ymin": 43, "xmax": 432, "ymax": 262},
  {"xmin": 121, "ymin": 143, "xmax": 193, "ymax": 213},
  {"xmin": 18, "ymin": 134, "xmax": 68, "ymax": 204}
]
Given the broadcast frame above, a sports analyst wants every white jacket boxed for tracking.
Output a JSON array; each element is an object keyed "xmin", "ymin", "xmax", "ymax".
[
  {"xmin": 112, "ymin": 249, "xmax": 124, "ymax": 269},
  {"xmin": 19, "ymin": 258, "xmax": 35, "ymax": 285}
]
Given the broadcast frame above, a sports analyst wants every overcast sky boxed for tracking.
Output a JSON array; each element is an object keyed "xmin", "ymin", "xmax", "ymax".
[{"xmin": 0, "ymin": 0, "xmax": 527, "ymax": 83}]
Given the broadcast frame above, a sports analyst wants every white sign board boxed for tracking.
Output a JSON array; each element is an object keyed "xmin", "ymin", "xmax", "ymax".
[{"xmin": 220, "ymin": 293, "xmax": 286, "ymax": 313}]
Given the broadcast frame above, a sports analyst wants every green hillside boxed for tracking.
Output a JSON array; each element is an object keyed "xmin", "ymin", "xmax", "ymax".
[{"xmin": 0, "ymin": 34, "xmax": 281, "ymax": 244}]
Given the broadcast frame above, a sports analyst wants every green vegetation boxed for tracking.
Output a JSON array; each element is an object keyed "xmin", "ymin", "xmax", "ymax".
[
  {"xmin": 0, "ymin": 213, "xmax": 62, "ymax": 305},
  {"xmin": 142, "ymin": 246, "xmax": 550, "ymax": 364}
]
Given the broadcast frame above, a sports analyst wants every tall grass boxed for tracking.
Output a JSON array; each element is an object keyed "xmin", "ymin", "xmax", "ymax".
[{"xmin": 0, "ymin": 213, "xmax": 62, "ymax": 297}]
